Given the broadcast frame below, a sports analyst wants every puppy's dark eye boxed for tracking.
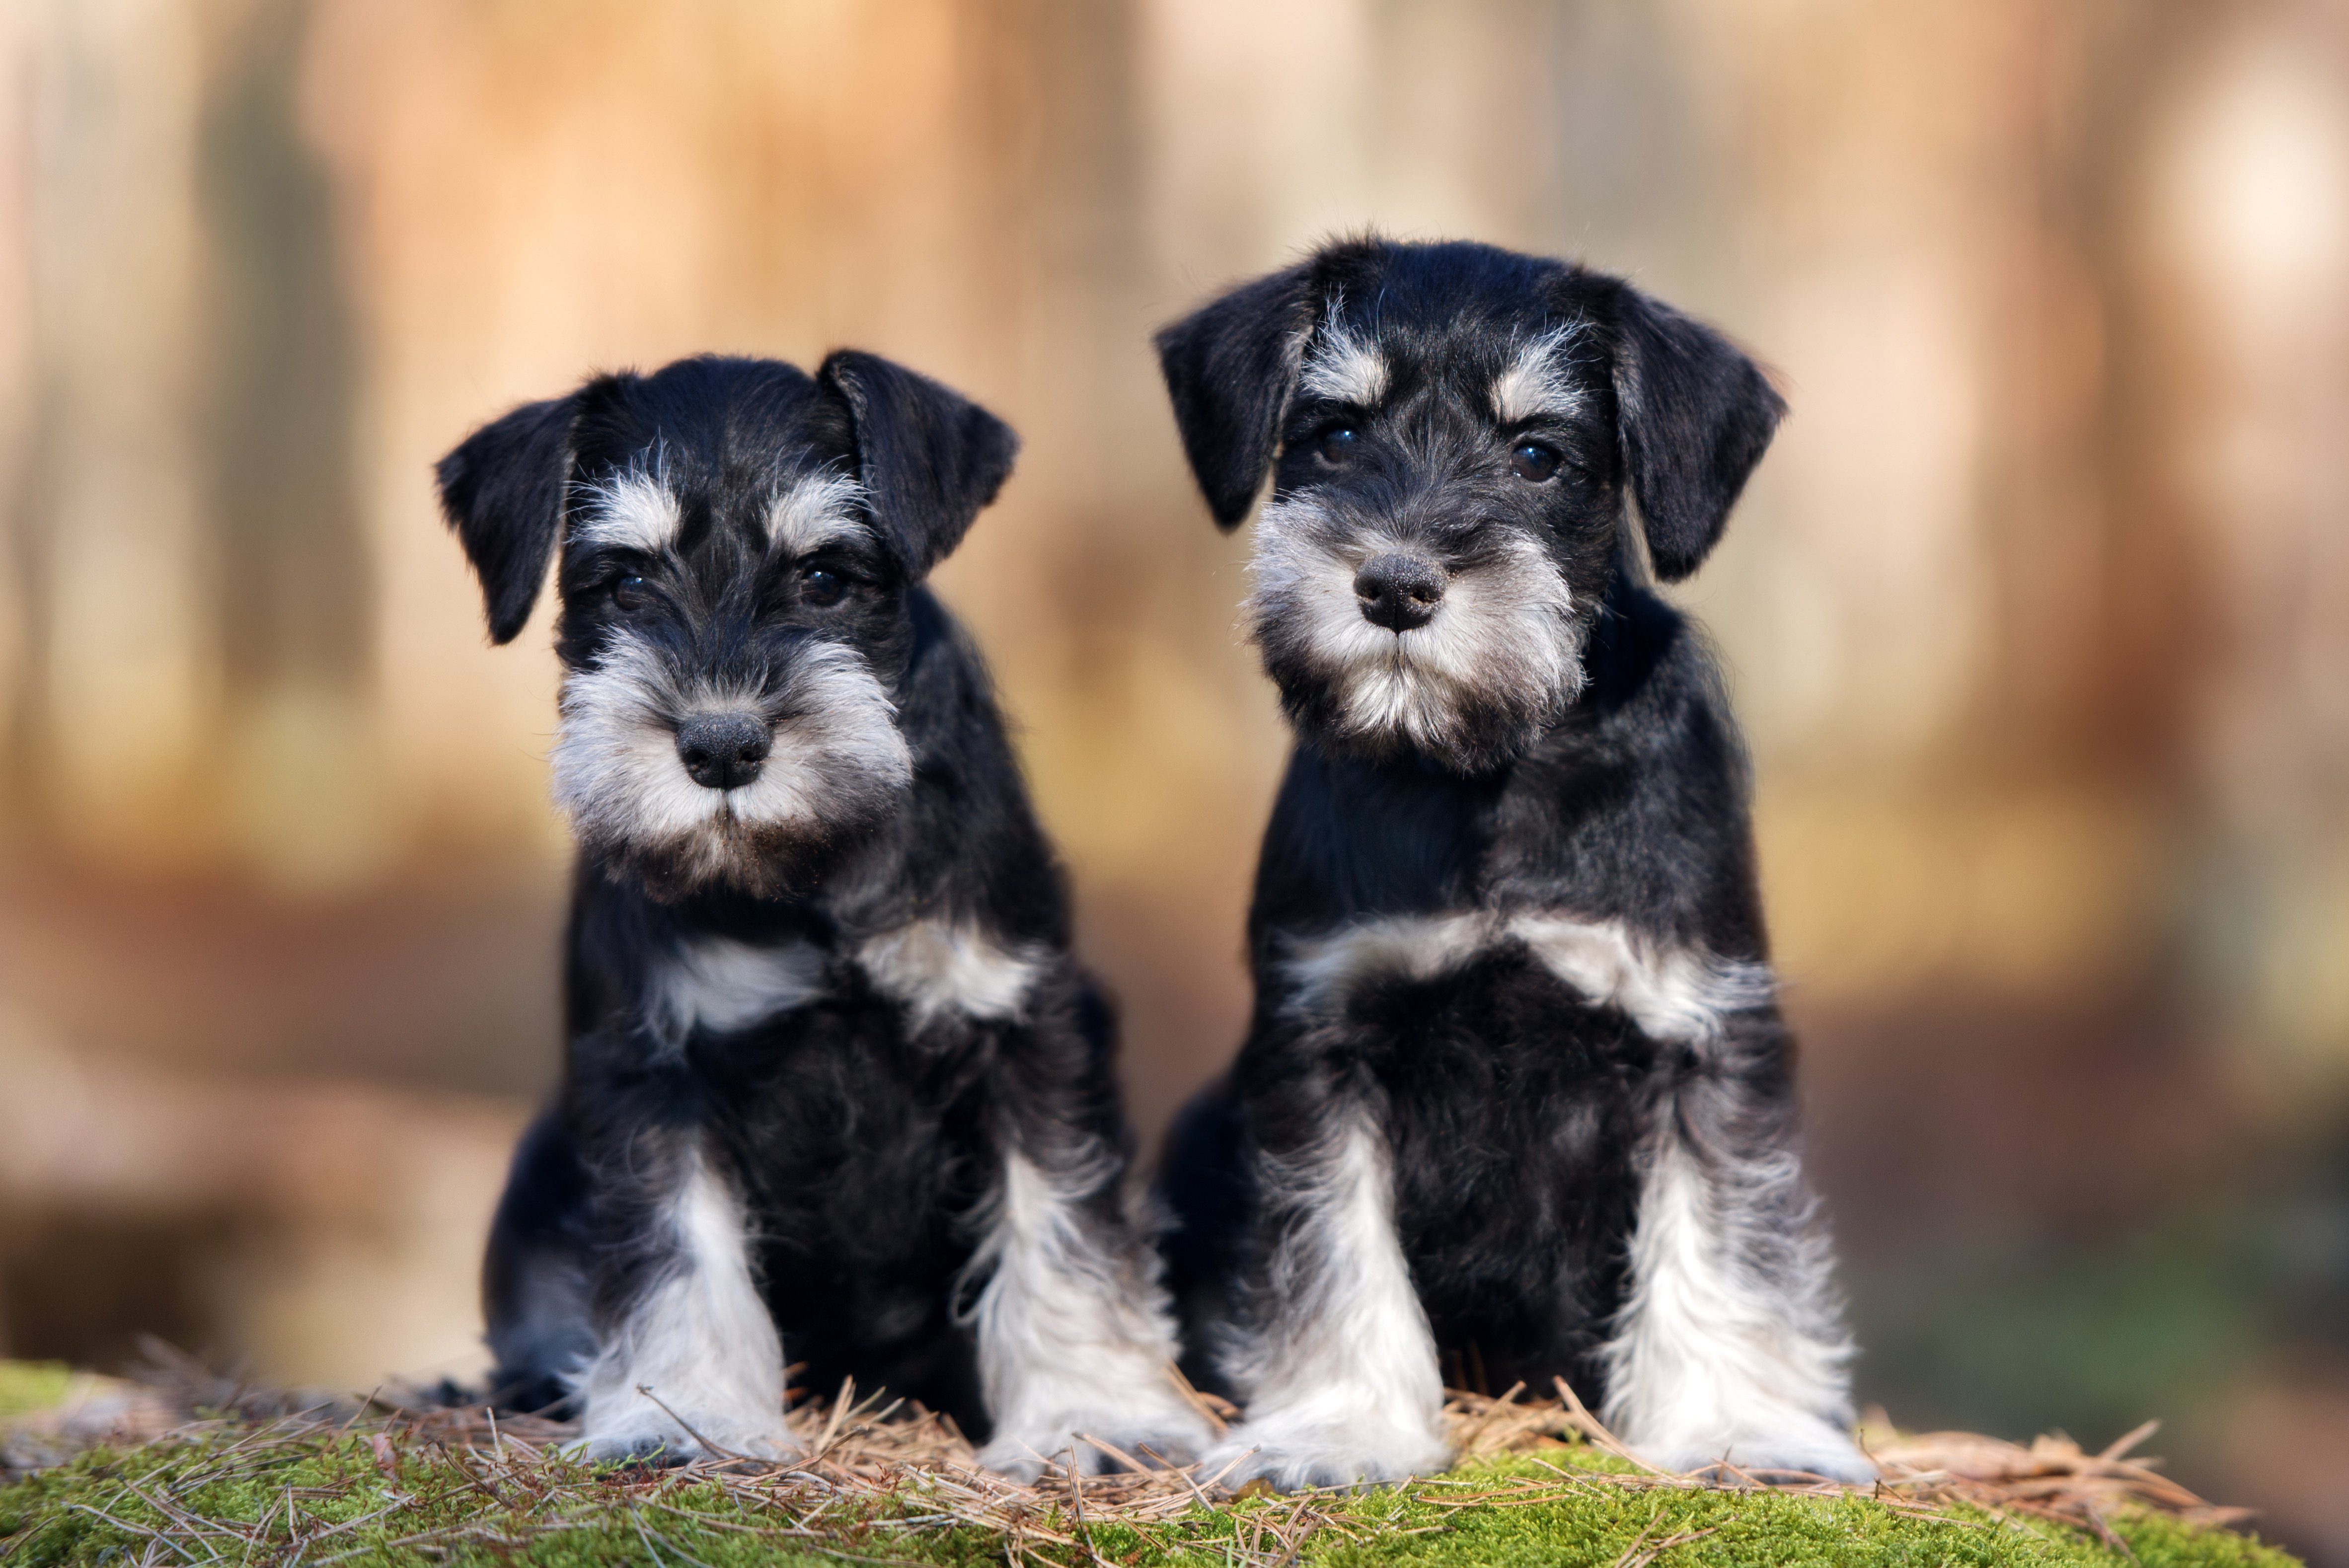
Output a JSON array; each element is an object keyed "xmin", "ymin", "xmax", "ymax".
[
  {"xmin": 1316, "ymin": 425, "xmax": 1361, "ymax": 466},
  {"xmin": 1511, "ymin": 442, "xmax": 1562, "ymax": 482},
  {"xmin": 800, "ymin": 566, "xmax": 845, "ymax": 607},
  {"xmin": 610, "ymin": 574, "xmax": 652, "ymax": 613}
]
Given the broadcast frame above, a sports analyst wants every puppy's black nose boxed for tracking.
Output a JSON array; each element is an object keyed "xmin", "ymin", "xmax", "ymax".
[
  {"xmin": 675, "ymin": 712, "xmax": 772, "ymax": 790},
  {"xmin": 1354, "ymin": 553, "xmax": 1446, "ymax": 632}
]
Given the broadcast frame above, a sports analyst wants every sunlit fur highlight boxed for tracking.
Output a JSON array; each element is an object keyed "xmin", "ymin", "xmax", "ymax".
[
  {"xmin": 573, "ymin": 460, "xmax": 682, "ymax": 553},
  {"xmin": 1298, "ymin": 318, "xmax": 1390, "ymax": 408},
  {"xmin": 767, "ymin": 471, "xmax": 872, "ymax": 555},
  {"xmin": 1491, "ymin": 323, "xmax": 1593, "ymax": 423}
]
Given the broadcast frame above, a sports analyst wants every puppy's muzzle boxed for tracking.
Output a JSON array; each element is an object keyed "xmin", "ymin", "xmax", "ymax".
[
  {"xmin": 675, "ymin": 711, "xmax": 772, "ymax": 791},
  {"xmin": 1354, "ymin": 552, "xmax": 1446, "ymax": 632}
]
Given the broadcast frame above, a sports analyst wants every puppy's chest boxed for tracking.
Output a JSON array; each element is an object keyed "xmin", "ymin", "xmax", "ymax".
[
  {"xmin": 1272, "ymin": 906, "xmax": 1770, "ymax": 1055},
  {"xmin": 645, "ymin": 918, "xmax": 1050, "ymax": 1059}
]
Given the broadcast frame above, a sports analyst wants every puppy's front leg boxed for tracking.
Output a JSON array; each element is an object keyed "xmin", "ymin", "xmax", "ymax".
[
  {"xmin": 1601, "ymin": 1060, "xmax": 1870, "ymax": 1482},
  {"xmin": 970, "ymin": 1143, "xmax": 1214, "ymax": 1479},
  {"xmin": 1207, "ymin": 1110, "xmax": 1452, "ymax": 1490},
  {"xmin": 573, "ymin": 1131, "xmax": 797, "ymax": 1464}
]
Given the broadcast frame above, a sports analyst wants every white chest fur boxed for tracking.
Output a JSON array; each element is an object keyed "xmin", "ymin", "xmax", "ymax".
[
  {"xmin": 650, "ymin": 936, "xmax": 828, "ymax": 1049},
  {"xmin": 857, "ymin": 918, "xmax": 1048, "ymax": 1028},
  {"xmin": 646, "ymin": 919, "xmax": 1048, "ymax": 1049},
  {"xmin": 1278, "ymin": 910, "xmax": 1772, "ymax": 1044}
]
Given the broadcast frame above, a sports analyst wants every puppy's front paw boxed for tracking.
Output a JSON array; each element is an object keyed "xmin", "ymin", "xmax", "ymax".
[
  {"xmin": 1202, "ymin": 1419, "xmax": 1451, "ymax": 1493},
  {"xmin": 979, "ymin": 1405, "xmax": 1217, "ymax": 1480},
  {"xmin": 1642, "ymin": 1430, "xmax": 1874, "ymax": 1485},
  {"xmin": 568, "ymin": 1430, "xmax": 702, "ymax": 1468},
  {"xmin": 570, "ymin": 1419, "xmax": 798, "ymax": 1467},
  {"xmin": 977, "ymin": 1431, "xmax": 1097, "ymax": 1482}
]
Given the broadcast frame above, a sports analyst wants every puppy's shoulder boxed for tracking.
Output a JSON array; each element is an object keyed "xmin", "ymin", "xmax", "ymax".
[
  {"xmin": 1580, "ymin": 579, "xmax": 1746, "ymax": 779},
  {"xmin": 899, "ymin": 587, "xmax": 998, "ymax": 715},
  {"xmin": 877, "ymin": 585, "xmax": 1075, "ymax": 944},
  {"xmin": 893, "ymin": 587, "xmax": 1029, "ymax": 776}
]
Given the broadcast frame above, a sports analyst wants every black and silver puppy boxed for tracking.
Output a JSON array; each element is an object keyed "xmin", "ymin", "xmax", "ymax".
[
  {"xmin": 439, "ymin": 352, "xmax": 1210, "ymax": 1473},
  {"xmin": 1152, "ymin": 238, "xmax": 1866, "ymax": 1488}
]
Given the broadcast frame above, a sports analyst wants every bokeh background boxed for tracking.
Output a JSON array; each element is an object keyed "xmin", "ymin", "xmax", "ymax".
[{"xmin": 3, "ymin": 0, "xmax": 2348, "ymax": 1557}]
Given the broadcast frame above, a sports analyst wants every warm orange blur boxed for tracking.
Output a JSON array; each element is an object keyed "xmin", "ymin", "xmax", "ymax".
[{"xmin": 2, "ymin": 1, "xmax": 2347, "ymax": 1557}]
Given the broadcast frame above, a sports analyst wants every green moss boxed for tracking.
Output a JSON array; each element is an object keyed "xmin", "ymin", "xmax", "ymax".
[
  {"xmin": 0, "ymin": 1362, "xmax": 74, "ymax": 1421},
  {"xmin": 0, "ymin": 1427, "xmax": 2301, "ymax": 1568}
]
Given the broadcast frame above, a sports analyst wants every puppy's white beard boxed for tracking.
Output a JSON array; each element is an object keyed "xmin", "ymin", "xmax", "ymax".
[
  {"xmin": 1245, "ymin": 502, "xmax": 1583, "ymax": 761},
  {"xmin": 551, "ymin": 631, "xmax": 912, "ymax": 889}
]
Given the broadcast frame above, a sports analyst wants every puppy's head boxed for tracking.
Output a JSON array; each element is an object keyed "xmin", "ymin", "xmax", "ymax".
[
  {"xmin": 437, "ymin": 353, "xmax": 1017, "ymax": 899},
  {"xmin": 1156, "ymin": 238, "xmax": 1782, "ymax": 773}
]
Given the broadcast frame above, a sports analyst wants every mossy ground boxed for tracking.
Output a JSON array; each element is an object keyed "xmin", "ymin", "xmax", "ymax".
[{"xmin": 0, "ymin": 1424, "xmax": 2302, "ymax": 1568}]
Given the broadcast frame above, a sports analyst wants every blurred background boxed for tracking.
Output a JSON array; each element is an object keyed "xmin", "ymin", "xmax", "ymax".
[{"xmin": 2, "ymin": 0, "xmax": 2347, "ymax": 1556}]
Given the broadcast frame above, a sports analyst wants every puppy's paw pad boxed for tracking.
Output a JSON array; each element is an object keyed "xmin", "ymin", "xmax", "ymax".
[
  {"xmin": 569, "ymin": 1432, "xmax": 704, "ymax": 1468},
  {"xmin": 570, "ymin": 1425, "xmax": 799, "ymax": 1468},
  {"xmin": 1118, "ymin": 1414, "xmax": 1217, "ymax": 1470},
  {"xmin": 1203, "ymin": 1427, "xmax": 1450, "ymax": 1493},
  {"xmin": 982, "ymin": 1432, "xmax": 1144, "ymax": 1481},
  {"xmin": 980, "ymin": 1405, "xmax": 1218, "ymax": 1479},
  {"xmin": 1647, "ymin": 1435, "xmax": 1875, "ymax": 1486},
  {"xmin": 977, "ymin": 1433, "xmax": 1121, "ymax": 1480}
]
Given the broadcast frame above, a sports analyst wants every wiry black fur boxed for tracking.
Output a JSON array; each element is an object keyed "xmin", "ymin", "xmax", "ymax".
[
  {"xmin": 1151, "ymin": 238, "xmax": 1857, "ymax": 1486},
  {"xmin": 441, "ymin": 355, "xmax": 1143, "ymax": 1448}
]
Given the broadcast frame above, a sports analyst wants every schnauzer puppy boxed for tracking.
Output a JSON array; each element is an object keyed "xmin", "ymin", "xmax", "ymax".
[
  {"xmin": 439, "ymin": 352, "xmax": 1211, "ymax": 1474},
  {"xmin": 1151, "ymin": 238, "xmax": 1866, "ymax": 1488}
]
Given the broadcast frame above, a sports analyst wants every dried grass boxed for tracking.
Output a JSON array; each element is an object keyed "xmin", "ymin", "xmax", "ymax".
[{"xmin": 0, "ymin": 1346, "xmax": 2262, "ymax": 1568}]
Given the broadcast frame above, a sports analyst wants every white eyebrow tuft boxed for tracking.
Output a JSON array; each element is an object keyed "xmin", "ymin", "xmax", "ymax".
[
  {"xmin": 1299, "ymin": 318, "xmax": 1390, "ymax": 407},
  {"xmin": 1492, "ymin": 323, "xmax": 1591, "ymax": 423},
  {"xmin": 572, "ymin": 462, "xmax": 682, "ymax": 552},
  {"xmin": 766, "ymin": 471, "xmax": 872, "ymax": 555}
]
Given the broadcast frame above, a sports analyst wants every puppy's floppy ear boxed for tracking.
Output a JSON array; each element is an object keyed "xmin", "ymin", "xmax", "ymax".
[
  {"xmin": 1606, "ymin": 284, "xmax": 1785, "ymax": 581},
  {"xmin": 435, "ymin": 394, "xmax": 578, "ymax": 645},
  {"xmin": 818, "ymin": 350, "xmax": 1019, "ymax": 579},
  {"xmin": 1154, "ymin": 263, "xmax": 1317, "ymax": 528}
]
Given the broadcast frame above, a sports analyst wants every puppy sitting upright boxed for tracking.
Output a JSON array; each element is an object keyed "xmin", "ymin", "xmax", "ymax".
[
  {"xmin": 1153, "ymin": 239, "xmax": 1866, "ymax": 1489},
  {"xmin": 439, "ymin": 352, "xmax": 1210, "ymax": 1474}
]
